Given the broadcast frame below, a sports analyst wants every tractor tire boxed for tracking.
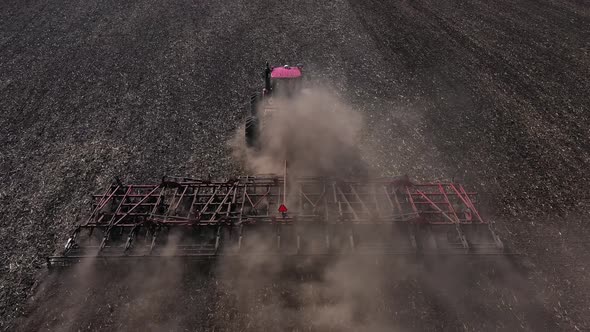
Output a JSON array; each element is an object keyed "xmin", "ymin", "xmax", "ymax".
[
  {"xmin": 250, "ymin": 93, "xmax": 259, "ymax": 116},
  {"xmin": 245, "ymin": 116, "xmax": 259, "ymax": 148}
]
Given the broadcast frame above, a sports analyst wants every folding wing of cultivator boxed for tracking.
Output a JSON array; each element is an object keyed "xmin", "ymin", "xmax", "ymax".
[{"xmin": 48, "ymin": 173, "xmax": 504, "ymax": 267}]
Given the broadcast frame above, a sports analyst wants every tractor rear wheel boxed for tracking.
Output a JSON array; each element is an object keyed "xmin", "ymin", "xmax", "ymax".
[
  {"xmin": 250, "ymin": 93, "xmax": 259, "ymax": 116},
  {"xmin": 245, "ymin": 116, "xmax": 259, "ymax": 147}
]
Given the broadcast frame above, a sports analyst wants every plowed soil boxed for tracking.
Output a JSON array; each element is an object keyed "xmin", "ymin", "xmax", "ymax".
[{"xmin": 1, "ymin": 0, "xmax": 588, "ymax": 331}]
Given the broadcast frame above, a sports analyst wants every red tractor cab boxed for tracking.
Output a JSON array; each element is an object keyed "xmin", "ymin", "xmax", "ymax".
[
  {"xmin": 263, "ymin": 63, "xmax": 304, "ymax": 98},
  {"xmin": 245, "ymin": 63, "xmax": 304, "ymax": 147}
]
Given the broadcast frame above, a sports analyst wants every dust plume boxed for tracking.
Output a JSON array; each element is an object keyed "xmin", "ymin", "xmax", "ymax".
[
  {"xmin": 214, "ymin": 248, "xmax": 415, "ymax": 331},
  {"xmin": 15, "ymin": 90, "xmax": 541, "ymax": 332},
  {"xmin": 231, "ymin": 88, "xmax": 369, "ymax": 179},
  {"xmin": 15, "ymin": 236, "xmax": 190, "ymax": 332},
  {"xmin": 223, "ymin": 88, "xmax": 409, "ymax": 331}
]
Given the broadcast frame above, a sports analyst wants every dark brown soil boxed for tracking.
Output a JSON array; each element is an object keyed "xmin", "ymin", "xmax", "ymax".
[{"xmin": 1, "ymin": 0, "xmax": 588, "ymax": 331}]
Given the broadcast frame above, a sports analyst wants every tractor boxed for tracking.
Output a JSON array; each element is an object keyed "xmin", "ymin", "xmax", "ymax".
[
  {"xmin": 47, "ymin": 63, "xmax": 506, "ymax": 267},
  {"xmin": 245, "ymin": 62, "xmax": 304, "ymax": 147}
]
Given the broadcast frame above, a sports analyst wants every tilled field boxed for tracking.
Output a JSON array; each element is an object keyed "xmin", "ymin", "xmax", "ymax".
[{"xmin": 1, "ymin": 0, "xmax": 589, "ymax": 331}]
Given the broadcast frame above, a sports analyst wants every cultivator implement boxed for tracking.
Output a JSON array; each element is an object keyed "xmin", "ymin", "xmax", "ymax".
[{"xmin": 48, "ymin": 174, "xmax": 504, "ymax": 267}]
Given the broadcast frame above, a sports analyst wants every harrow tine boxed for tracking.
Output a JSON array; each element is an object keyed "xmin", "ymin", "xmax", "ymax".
[
  {"xmin": 214, "ymin": 226, "xmax": 221, "ymax": 253},
  {"xmin": 99, "ymin": 235, "xmax": 107, "ymax": 252},
  {"xmin": 149, "ymin": 228, "xmax": 159, "ymax": 255},
  {"xmin": 63, "ymin": 227, "xmax": 80, "ymax": 254},
  {"xmin": 124, "ymin": 226, "xmax": 140, "ymax": 253}
]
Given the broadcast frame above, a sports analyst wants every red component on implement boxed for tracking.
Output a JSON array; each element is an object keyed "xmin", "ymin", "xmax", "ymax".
[{"xmin": 278, "ymin": 204, "xmax": 288, "ymax": 213}]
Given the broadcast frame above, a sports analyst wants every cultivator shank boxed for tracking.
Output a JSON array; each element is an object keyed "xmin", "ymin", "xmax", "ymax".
[{"xmin": 49, "ymin": 175, "xmax": 503, "ymax": 266}]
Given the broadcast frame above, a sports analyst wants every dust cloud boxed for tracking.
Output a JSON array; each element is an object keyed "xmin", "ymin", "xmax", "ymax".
[
  {"xmin": 16, "ymin": 90, "xmax": 538, "ymax": 332},
  {"xmin": 231, "ymin": 89, "xmax": 369, "ymax": 179},
  {"xmin": 222, "ymin": 89, "xmax": 409, "ymax": 331},
  {"xmin": 223, "ymin": 89, "xmax": 539, "ymax": 331},
  {"xmin": 214, "ymin": 254, "xmax": 414, "ymax": 331}
]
